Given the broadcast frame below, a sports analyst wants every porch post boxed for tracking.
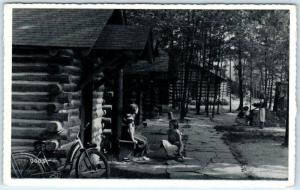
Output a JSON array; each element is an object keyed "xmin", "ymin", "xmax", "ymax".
[
  {"xmin": 138, "ymin": 77, "xmax": 143, "ymax": 125},
  {"xmin": 112, "ymin": 68, "xmax": 124, "ymax": 151},
  {"xmin": 81, "ymin": 58, "xmax": 94, "ymax": 145}
]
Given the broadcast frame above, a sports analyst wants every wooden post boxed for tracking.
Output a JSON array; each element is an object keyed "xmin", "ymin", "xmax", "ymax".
[
  {"xmin": 138, "ymin": 77, "xmax": 143, "ymax": 125},
  {"xmin": 112, "ymin": 68, "xmax": 123, "ymax": 152},
  {"xmin": 81, "ymin": 58, "xmax": 94, "ymax": 145}
]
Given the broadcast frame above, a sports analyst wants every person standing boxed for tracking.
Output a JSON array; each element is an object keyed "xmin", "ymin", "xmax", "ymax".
[{"xmin": 259, "ymin": 101, "xmax": 266, "ymax": 128}]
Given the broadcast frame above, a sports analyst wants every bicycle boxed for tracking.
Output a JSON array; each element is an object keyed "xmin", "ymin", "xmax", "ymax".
[
  {"xmin": 11, "ymin": 152, "xmax": 45, "ymax": 178},
  {"xmin": 11, "ymin": 124, "xmax": 110, "ymax": 178}
]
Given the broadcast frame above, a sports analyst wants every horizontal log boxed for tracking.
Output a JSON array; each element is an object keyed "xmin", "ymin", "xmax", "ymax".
[
  {"xmin": 63, "ymin": 109, "xmax": 80, "ymax": 117},
  {"xmin": 104, "ymin": 91, "xmax": 114, "ymax": 97},
  {"xmin": 12, "ymin": 146, "xmax": 34, "ymax": 152},
  {"xmin": 102, "ymin": 105, "xmax": 112, "ymax": 111},
  {"xmin": 70, "ymin": 100, "xmax": 81, "ymax": 107},
  {"xmin": 13, "ymin": 55, "xmax": 73, "ymax": 65},
  {"xmin": 70, "ymin": 91, "xmax": 81, "ymax": 99},
  {"xmin": 12, "ymin": 102, "xmax": 63, "ymax": 113},
  {"xmin": 94, "ymin": 85, "xmax": 105, "ymax": 91},
  {"xmin": 67, "ymin": 116, "xmax": 81, "ymax": 125},
  {"xmin": 102, "ymin": 117, "xmax": 112, "ymax": 125},
  {"xmin": 12, "ymin": 81, "xmax": 62, "ymax": 94},
  {"xmin": 94, "ymin": 72, "xmax": 104, "ymax": 78},
  {"xmin": 12, "ymin": 110, "xmax": 69, "ymax": 121},
  {"xmin": 102, "ymin": 105, "xmax": 112, "ymax": 116},
  {"xmin": 93, "ymin": 109, "xmax": 105, "ymax": 118},
  {"xmin": 12, "ymin": 92, "xmax": 71, "ymax": 103},
  {"xmin": 12, "ymin": 119, "xmax": 62, "ymax": 132},
  {"xmin": 63, "ymin": 102, "xmax": 79, "ymax": 110},
  {"xmin": 12, "ymin": 73, "xmax": 71, "ymax": 83},
  {"xmin": 64, "ymin": 66, "xmax": 81, "ymax": 75},
  {"xmin": 47, "ymin": 103, "xmax": 64, "ymax": 113},
  {"xmin": 93, "ymin": 104, "xmax": 103, "ymax": 110},
  {"xmin": 68, "ymin": 125, "xmax": 80, "ymax": 138},
  {"xmin": 12, "ymin": 127, "xmax": 68, "ymax": 140},
  {"xmin": 13, "ymin": 63, "xmax": 60, "ymax": 74},
  {"xmin": 62, "ymin": 83, "xmax": 78, "ymax": 92},
  {"xmin": 93, "ymin": 91, "xmax": 104, "ymax": 98},
  {"xmin": 13, "ymin": 50, "xmax": 49, "ymax": 57},
  {"xmin": 12, "ymin": 139, "xmax": 36, "ymax": 147},
  {"xmin": 70, "ymin": 76, "xmax": 80, "ymax": 84},
  {"xmin": 93, "ymin": 98, "xmax": 104, "ymax": 105},
  {"xmin": 68, "ymin": 125, "xmax": 80, "ymax": 132},
  {"xmin": 13, "ymin": 63, "xmax": 81, "ymax": 75}
]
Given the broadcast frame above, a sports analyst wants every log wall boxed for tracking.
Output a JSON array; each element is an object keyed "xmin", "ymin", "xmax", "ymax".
[
  {"xmin": 91, "ymin": 69, "xmax": 106, "ymax": 150},
  {"xmin": 12, "ymin": 48, "xmax": 83, "ymax": 151}
]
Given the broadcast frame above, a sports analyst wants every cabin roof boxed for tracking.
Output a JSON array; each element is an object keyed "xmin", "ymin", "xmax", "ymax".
[
  {"xmin": 124, "ymin": 50, "xmax": 168, "ymax": 74},
  {"xmin": 13, "ymin": 9, "xmax": 113, "ymax": 48},
  {"xmin": 94, "ymin": 25, "xmax": 151, "ymax": 50}
]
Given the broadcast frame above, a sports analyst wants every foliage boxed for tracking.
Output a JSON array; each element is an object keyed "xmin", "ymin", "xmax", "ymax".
[{"xmin": 126, "ymin": 9, "xmax": 290, "ymax": 116}]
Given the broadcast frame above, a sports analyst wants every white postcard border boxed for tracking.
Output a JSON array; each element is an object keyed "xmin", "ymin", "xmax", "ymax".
[{"xmin": 3, "ymin": 3, "xmax": 297, "ymax": 188}]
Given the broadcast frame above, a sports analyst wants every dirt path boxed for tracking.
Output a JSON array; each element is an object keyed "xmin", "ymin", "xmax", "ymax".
[{"xmin": 110, "ymin": 113, "xmax": 248, "ymax": 179}]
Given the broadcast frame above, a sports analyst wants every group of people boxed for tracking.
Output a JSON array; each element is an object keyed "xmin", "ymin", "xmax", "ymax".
[
  {"xmin": 238, "ymin": 100, "xmax": 266, "ymax": 128},
  {"xmin": 121, "ymin": 104, "xmax": 184, "ymax": 161}
]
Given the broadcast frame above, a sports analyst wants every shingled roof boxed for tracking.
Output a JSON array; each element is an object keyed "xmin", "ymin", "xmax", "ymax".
[
  {"xmin": 13, "ymin": 9, "xmax": 113, "ymax": 48},
  {"xmin": 94, "ymin": 25, "xmax": 151, "ymax": 50},
  {"xmin": 124, "ymin": 50, "xmax": 168, "ymax": 74}
]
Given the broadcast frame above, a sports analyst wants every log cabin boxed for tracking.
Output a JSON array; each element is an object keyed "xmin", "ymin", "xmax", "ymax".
[
  {"xmin": 123, "ymin": 49, "xmax": 169, "ymax": 122},
  {"xmin": 169, "ymin": 63, "xmax": 226, "ymax": 109},
  {"xmin": 12, "ymin": 9, "xmax": 154, "ymax": 153}
]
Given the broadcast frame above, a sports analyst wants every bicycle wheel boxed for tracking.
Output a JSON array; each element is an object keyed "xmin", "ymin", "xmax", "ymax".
[
  {"xmin": 75, "ymin": 148, "xmax": 110, "ymax": 178},
  {"xmin": 11, "ymin": 152, "xmax": 45, "ymax": 178}
]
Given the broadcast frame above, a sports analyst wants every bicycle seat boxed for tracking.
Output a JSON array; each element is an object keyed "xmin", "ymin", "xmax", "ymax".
[
  {"xmin": 34, "ymin": 140, "xmax": 59, "ymax": 151},
  {"xmin": 85, "ymin": 143, "xmax": 97, "ymax": 148}
]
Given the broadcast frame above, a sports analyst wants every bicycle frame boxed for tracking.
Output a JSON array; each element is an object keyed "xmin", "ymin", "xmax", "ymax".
[
  {"xmin": 31, "ymin": 132, "xmax": 84, "ymax": 177},
  {"xmin": 64, "ymin": 137, "xmax": 83, "ymax": 170}
]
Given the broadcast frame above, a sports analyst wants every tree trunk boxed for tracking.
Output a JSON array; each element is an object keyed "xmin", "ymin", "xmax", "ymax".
[
  {"xmin": 237, "ymin": 46, "xmax": 243, "ymax": 111},
  {"xmin": 283, "ymin": 82, "xmax": 289, "ymax": 147},
  {"xmin": 205, "ymin": 29, "xmax": 213, "ymax": 116},
  {"xmin": 268, "ymin": 72, "xmax": 274, "ymax": 110},
  {"xmin": 250, "ymin": 58, "xmax": 253, "ymax": 111},
  {"xmin": 195, "ymin": 48, "xmax": 202, "ymax": 114},
  {"xmin": 205, "ymin": 62, "xmax": 211, "ymax": 116},
  {"xmin": 217, "ymin": 61, "xmax": 223, "ymax": 114},
  {"xmin": 196, "ymin": 30, "xmax": 207, "ymax": 114},
  {"xmin": 212, "ymin": 48, "xmax": 221, "ymax": 118},
  {"xmin": 264, "ymin": 52, "xmax": 268, "ymax": 103},
  {"xmin": 229, "ymin": 60, "xmax": 232, "ymax": 112},
  {"xmin": 180, "ymin": 43, "xmax": 191, "ymax": 121}
]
